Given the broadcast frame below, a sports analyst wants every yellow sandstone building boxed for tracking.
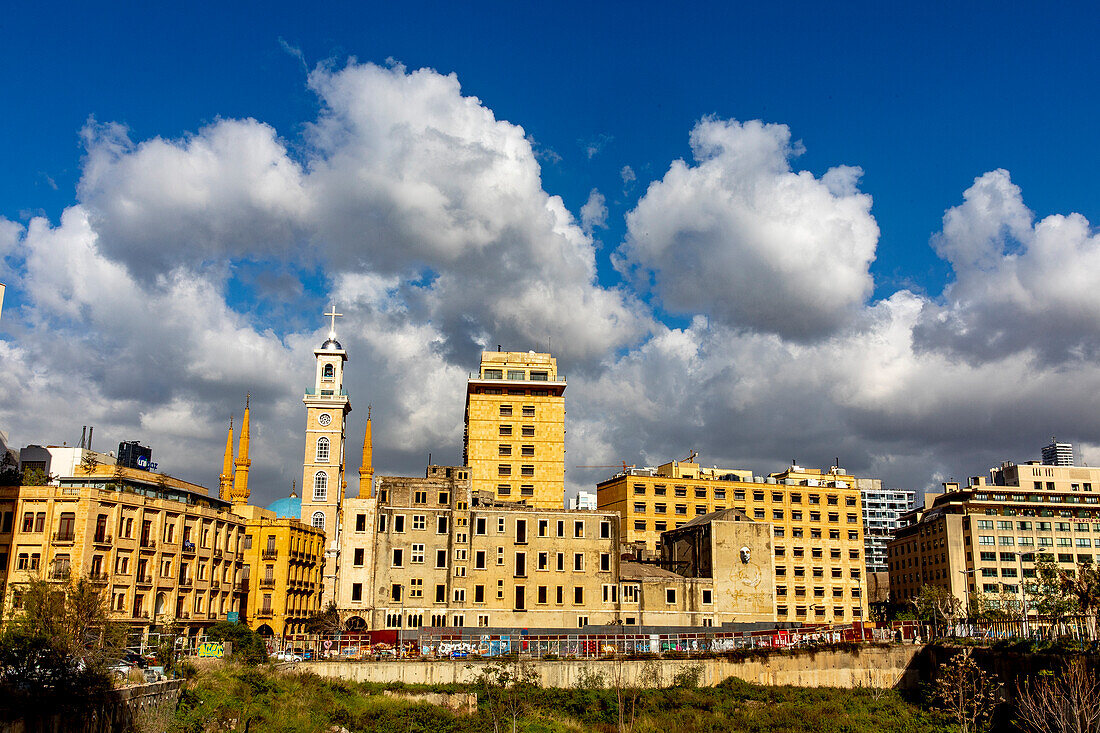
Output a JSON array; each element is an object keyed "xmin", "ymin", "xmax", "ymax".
[
  {"xmin": 598, "ymin": 459, "xmax": 868, "ymax": 624},
  {"xmin": 0, "ymin": 457, "xmax": 246, "ymax": 644},
  {"xmin": 463, "ymin": 351, "xmax": 566, "ymax": 509}
]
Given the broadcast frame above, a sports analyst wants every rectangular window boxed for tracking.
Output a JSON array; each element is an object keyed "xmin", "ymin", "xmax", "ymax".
[
  {"xmin": 499, "ymin": 425, "xmax": 512, "ymax": 436},
  {"xmin": 499, "ymin": 404, "xmax": 512, "ymax": 416},
  {"xmin": 665, "ymin": 588, "xmax": 677, "ymax": 604},
  {"xmin": 538, "ymin": 551, "xmax": 548, "ymax": 570},
  {"xmin": 474, "ymin": 585, "xmax": 485, "ymax": 603},
  {"xmin": 574, "ymin": 553, "xmax": 584, "ymax": 571},
  {"xmin": 392, "ymin": 548, "xmax": 404, "ymax": 567},
  {"xmin": 475, "ymin": 550, "xmax": 486, "ymax": 569},
  {"xmin": 574, "ymin": 586, "xmax": 584, "ymax": 604},
  {"xmin": 437, "ymin": 516, "xmax": 448, "ymax": 534},
  {"xmin": 411, "ymin": 544, "xmax": 424, "ymax": 563},
  {"xmin": 436, "ymin": 549, "xmax": 448, "ymax": 568},
  {"xmin": 437, "ymin": 584, "xmax": 447, "ymax": 603},
  {"xmin": 476, "ymin": 517, "xmax": 487, "ymax": 535},
  {"xmin": 353, "ymin": 548, "xmax": 365, "ymax": 566}
]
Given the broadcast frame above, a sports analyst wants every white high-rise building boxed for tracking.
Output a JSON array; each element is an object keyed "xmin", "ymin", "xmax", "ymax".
[
  {"xmin": 570, "ymin": 490, "xmax": 596, "ymax": 510},
  {"xmin": 1041, "ymin": 438, "xmax": 1074, "ymax": 467},
  {"xmin": 858, "ymin": 478, "xmax": 916, "ymax": 573}
]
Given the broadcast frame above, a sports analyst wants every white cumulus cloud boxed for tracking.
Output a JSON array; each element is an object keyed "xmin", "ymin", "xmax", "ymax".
[{"xmin": 618, "ymin": 118, "xmax": 879, "ymax": 339}]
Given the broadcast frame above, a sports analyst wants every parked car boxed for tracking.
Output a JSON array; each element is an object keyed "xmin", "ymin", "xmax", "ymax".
[
  {"xmin": 123, "ymin": 651, "xmax": 149, "ymax": 669},
  {"xmin": 273, "ymin": 651, "xmax": 302, "ymax": 662},
  {"xmin": 108, "ymin": 660, "xmax": 132, "ymax": 677}
]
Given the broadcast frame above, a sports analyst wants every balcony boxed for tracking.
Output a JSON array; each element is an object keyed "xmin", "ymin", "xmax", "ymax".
[
  {"xmin": 259, "ymin": 578, "xmax": 276, "ymax": 589},
  {"xmin": 139, "ymin": 538, "xmax": 156, "ymax": 551},
  {"xmin": 235, "ymin": 581, "xmax": 249, "ymax": 592},
  {"xmin": 261, "ymin": 549, "xmax": 278, "ymax": 560},
  {"xmin": 304, "ymin": 387, "xmax": 348, "ymax": 398},
  {"xmin": 179, "ymin": 577, "xmax": 193, "ymax": 588},
  {"xmin": 210, "ymin": 579, "xmax": 220, "ymax": 589},
  {"xmin": 256, "ymin": 608, "xmax": 274, "ymax": 619},
  {"xmin": 135, "ymin": 575, "xmax": 153, "ymax": 586},
  {"xmin": 178, "ymin": 611, "xmax": 190, "ymax": 619},
  {"xmin": 182, "ymin": 541, "xmax": 196, "ymax": 554},
  {"xmin": 92, "ymin": 534, "xmax": 113, "ymax": 547},
  {"xmin": 88, "ymin": 572, "xmax": 110, "ymax": 584},
  {"xmin": 48, "ymin": 569, "xmax": 71, "ymax": 581},
  {"xmin": 52, "ymin": 531, "xmax": 75, "ymax": 544},
  {"xmin": 213, "ymin": 549, "xmax": 223, "ymax": 559}
]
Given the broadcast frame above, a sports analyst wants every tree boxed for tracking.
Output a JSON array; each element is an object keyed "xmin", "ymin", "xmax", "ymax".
[
  {"xmin": 22, "ymin": 467, "xmax": 53, "ymax": 486},
  {"xmin": 469, "ymin": 658, "xmax": 542, "ymax": 733},
  {"xmin": 9, "ymin": 576, "xmax": 126, "ymax": 668},
  {"xmin": 1016, "ymin": 658, "xmax": 1100, "ymax": 733},
  {"xmin": 304, "ymin": 601, "xmax": 343, "ymax": 636},
  {"xmin": 0, "ymin": 576, "xmax": 124, "ymax": 720},
  {"xmin": 931, "ymin": 648, "xmax": 1002, "ymax": 733},
  {"xmin": 0, "ymin": 450, "xmax": 19, "ymax": 486},
  {"xmin": 1062, "ymin": 563, "xmax": 1100, "ymax": 641},
  {"xmin": 911, "ymin": 584, "xmax": 963, "ymax": 635},
  {"xmin": 79, "ymin": 452, "xmax": 100, "ymax": 474},
  {"xmin": 1029, "ymin": 561, "xmax": 1080, "ymax": 637},
  {"xmin": 204, "ymin": 622, "xmax": 268, "ymax": 665}
]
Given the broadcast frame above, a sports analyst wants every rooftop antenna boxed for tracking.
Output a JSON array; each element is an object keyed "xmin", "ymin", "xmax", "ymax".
[{"xmin": 80, "ymin": 426, "xmax": 87, "ymax": 449}]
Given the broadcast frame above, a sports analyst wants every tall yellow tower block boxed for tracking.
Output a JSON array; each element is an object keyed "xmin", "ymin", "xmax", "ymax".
[{"xmin": 463, "ymin": 350, "xmax": 566, "ymax": 509}]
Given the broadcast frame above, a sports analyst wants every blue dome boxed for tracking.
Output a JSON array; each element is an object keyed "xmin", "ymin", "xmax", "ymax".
[{"xmin": 267, "ymin": 496, "xmax": 301, "ymax": 519}]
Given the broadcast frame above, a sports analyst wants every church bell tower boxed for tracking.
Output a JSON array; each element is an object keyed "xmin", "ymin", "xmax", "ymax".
[{"xmin": 300, "ymin": 306, "xmax": 351, "ymax": 606}]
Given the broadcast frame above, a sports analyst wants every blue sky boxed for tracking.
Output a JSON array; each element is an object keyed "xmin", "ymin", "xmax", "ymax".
[{"xmin": 3, "ymin": 2, "xmax": 1100, "ymax": 503}]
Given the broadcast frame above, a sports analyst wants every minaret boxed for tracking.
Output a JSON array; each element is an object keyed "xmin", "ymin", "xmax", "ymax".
[
  {"xmin": 218, "ymin": 417, "xmax": 234, "ymax": 501},
  {"xmin": 231, "ymin": 395, "xmax": 252, "ymax": 505},
  {"xmin": 358, "ymin": 407, "xmax": 373, "ymax": 497}
]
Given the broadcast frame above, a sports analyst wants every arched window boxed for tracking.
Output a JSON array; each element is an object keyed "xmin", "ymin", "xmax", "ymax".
[
  {"xmin": 316, "ymin": 437, "xmax": 330, "ymax": 462},
  {"xmin": 311, "ymin": 511, "xmax": 325, "ymax": 530},
  {"xmin": 322, "ymin": 364, "xmax": 335, "ymax": 381},
  {"xmin": 313, "ymin": 471, "xmax": 328, "ymax": 501}
]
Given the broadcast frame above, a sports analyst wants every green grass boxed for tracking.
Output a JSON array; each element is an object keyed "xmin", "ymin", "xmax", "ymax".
[{"xmin": 169, "ymin": 663, "xmax": 956, "ymax": 733}]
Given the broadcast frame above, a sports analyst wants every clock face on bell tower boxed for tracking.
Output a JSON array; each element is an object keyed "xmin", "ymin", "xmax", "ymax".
[{"xmin": 299, "ymin": 306, "xmax": 351, "ymax": 606}]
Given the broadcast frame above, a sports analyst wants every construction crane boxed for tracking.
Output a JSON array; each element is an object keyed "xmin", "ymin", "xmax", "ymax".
[{"xmin": 575, "ymin": 462, "xmax": 636, "ymax": 473}]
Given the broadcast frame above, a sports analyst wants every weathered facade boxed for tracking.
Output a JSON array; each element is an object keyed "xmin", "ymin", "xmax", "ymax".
[
  {"xmin": 0, "ymin": 460, "xmax": 245, "ymax": 641},
  {"xmin": 335, "ymin": 465, "xmax": 778, "ymax": 630}
]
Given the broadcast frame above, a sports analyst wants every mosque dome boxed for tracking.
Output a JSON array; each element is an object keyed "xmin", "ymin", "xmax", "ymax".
[{"xmin": 267, "ymin": 496, "xmax": 301, "ymax": 519}]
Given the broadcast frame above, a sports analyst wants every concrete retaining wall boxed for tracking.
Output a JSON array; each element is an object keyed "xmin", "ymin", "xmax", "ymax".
[
  {"xmin": 1, "ymin": 679, "xmax": 184, "ymax": 733},
  {"xmin": 306, "ymin": 644, "xmax": 923, "ymax": 690}
]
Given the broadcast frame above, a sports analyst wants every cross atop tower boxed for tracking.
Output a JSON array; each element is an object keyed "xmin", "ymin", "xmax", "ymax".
[{"xmin": 324, "ymin": 304, "xmax": 343, "ymax": 339}]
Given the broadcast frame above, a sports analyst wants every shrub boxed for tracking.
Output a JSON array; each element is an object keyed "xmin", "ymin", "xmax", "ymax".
[{"xmin": 204, "ymin": 622, "xmax": 268, "ymax": 665}]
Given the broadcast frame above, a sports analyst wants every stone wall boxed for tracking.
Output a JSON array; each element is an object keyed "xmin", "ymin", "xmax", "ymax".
[
  {"xmin": 306, "ymin": 643, "xmax": 923, "ymax": 690},
  {"xmin": 1, "ymin": 679, "xmax": 184, "ymax": 733}
]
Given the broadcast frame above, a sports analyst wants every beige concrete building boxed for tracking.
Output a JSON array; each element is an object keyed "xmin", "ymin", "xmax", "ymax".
[
  {"xmin": 598, "ymin": 459, "xmax": 868, "ymax": 625},
  {"xmin": 463, "ymin": 351, "xmax": 566, "ymax": 509},
  {"xmin": 889, "ymin": 460, "xmax": 1100, "ymax": 614},
  {"xmin": 0, "ymin": 457, "xmax": 246, "ymax": 642},
  {"xmin": 337, "ymin": 464, "xmax": 777, "ymax": 631}
]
